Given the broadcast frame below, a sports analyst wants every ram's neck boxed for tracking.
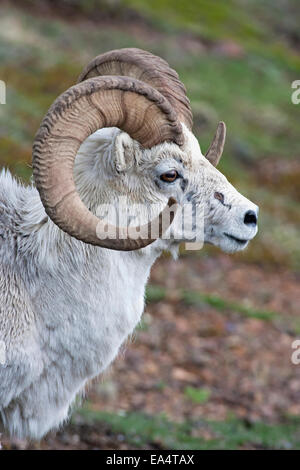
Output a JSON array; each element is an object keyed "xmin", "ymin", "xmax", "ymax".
[{"xmin": 20, "ymin": 189, "xmax": 161, "ymax": 277}]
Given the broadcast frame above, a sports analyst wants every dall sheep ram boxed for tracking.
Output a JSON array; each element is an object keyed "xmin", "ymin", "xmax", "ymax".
[{"xmin": 0, "ymin": 48, "xmax": 258, "ymax": 439}]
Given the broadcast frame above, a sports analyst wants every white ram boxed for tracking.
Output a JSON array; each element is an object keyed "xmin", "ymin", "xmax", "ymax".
[{"xmin": 0, "ymin": 49, "xmax": 258, "ymax": 438}]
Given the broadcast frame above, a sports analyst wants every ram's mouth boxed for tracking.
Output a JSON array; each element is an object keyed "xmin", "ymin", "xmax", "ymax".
[{"xmin": 224, "ymin": 233, "xmax": 248, "ymax": 245}]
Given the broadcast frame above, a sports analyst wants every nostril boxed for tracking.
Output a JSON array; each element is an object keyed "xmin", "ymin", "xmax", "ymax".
[{"xmin": 244, "ymin": 210, "xmax": 257, "ymax": 226}]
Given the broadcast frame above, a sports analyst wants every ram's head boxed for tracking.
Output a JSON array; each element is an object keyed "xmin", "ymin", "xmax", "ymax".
[{"xmin": 33, "ymin": 48, "xmax": 258, "ymax": 252}]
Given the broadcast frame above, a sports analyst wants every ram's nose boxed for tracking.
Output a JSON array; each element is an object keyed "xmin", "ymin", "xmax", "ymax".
[{"xmin": 244, "ymin": 209, "xmax": 257, "ymax": 226}]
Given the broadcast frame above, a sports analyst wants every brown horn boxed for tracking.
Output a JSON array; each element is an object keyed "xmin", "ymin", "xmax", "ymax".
[
  {"xmin": 205, "ymin": 121, "xmax": 226, "ymax": 167},
  {"xmin": 77, "ymin": 48, "xmax": 193, "ymax": 131},
  {"xmin": 32, "ymin": 76, "xmax": 181, "ymax": 250}
]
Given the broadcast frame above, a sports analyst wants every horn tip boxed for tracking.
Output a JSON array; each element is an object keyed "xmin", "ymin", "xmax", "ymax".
[{"xmin": 219, "ymin": 121, "xmax": 226, "ymax": 132}]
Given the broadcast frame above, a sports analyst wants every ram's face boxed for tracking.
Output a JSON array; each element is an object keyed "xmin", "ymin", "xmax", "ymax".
[
  {"xmin": 75, "ymin": 125, "xmax": 258, "ymax": 253},
  {"xmin": 136, "ymin": 127, "xmax": 259, "ymax": 253}
]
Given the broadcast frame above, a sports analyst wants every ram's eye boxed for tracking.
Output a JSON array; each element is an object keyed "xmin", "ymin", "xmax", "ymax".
[{"xmin": 160, "ymin": 170, "xmax": 179, "ymax": 183}]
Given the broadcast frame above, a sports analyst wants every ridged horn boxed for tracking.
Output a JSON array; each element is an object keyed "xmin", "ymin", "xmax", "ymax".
[
  {"xmin": 77, "ymin": 48, "xmax": 193, "ymax": 131},
  {"xmin": 205, "ymin": 121, "xmax": 226, "ymax": 167},
  {"xmin": 32, "ymin": 76, "xmax": 181, "ymax": 250}
]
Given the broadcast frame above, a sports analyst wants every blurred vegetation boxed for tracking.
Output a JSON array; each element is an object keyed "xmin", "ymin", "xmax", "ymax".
[
  {"xmin": 77, "ymin": 406, "xmax": 300, "ymax": 450},
  {"xmin": 147, "ymin": 285, "xmax": 278, "ymax": 321},
  {"xmin": 0, "ymin": 0, "xmax": 300, "ymax": 450}
]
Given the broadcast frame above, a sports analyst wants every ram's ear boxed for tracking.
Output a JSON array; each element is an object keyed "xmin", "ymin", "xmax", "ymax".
[{"xmin": 113, "ymin": 131, "xmax": 136, "ymax": 173}]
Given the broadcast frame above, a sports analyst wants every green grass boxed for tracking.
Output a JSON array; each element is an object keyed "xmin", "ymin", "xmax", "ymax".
[
  {"xmin": 181, "ymin": 290, "xmax": 278, "ymax": 321},
  {"xmin": 77, "ymin": 406, "xmax": 300, "ymax": 449},
  {"xmin": 125, "ymin": 0, "xmax": 266, "ymax": 42},
  {"xmin": 145, "ymin": 284, "xmax": 300, "ymax": 335},
  {"xmin": 125, "ymin": 0, "xmax": 300, "ymax": 70},
  {"xmin": 209, "ymin": 417, "xmax": 300, "ymax": 449},
  {"xmin": 180, "ymin": 54, "xmax": 300, "ymax": 166},
  {"xmin": 184, "ymin": 386, "xmax": 211, "ymax": 404},
  {"xmin": 145, "ymin": 284, "xmax": 278, "ymax": 322}
]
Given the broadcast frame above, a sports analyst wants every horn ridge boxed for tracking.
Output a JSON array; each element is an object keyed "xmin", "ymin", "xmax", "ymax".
[{"xmin": 77, "ymin": 48, "xmax": 193, "ymax": 131}]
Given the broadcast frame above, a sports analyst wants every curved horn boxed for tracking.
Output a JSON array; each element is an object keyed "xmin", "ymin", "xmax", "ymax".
[
  {"xmin": 77, "ymin": 48, "xmax": 193, "ymax": 131},
  {"xmin": 32, "ymin": 76, "xmax": 181, "ymax": 251},
  {"xmin": 205, "ymin": 121, "xmax": 226, "ymax": 167}
]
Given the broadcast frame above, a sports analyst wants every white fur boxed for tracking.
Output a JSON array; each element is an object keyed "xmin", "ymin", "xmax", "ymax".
[{"xmin": 0, "ymin": 126, "xmax": 258, "ymax": 438}]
